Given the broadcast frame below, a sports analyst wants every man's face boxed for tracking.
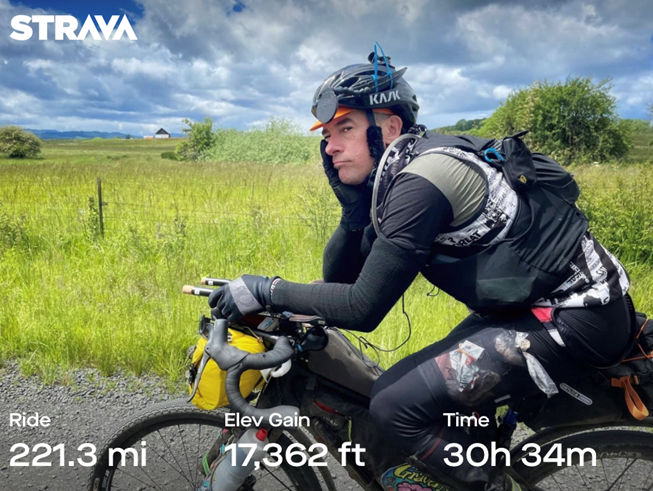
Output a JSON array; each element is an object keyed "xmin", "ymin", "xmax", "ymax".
[{"xmin": 321, "ymin": 110, "xmax": 374, "ymax": 185}]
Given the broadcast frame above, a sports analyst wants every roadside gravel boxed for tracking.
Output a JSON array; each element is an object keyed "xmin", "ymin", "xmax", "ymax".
[{"xmin": 0, "ymin": 362, "xmax": 184, "ymax": 490}]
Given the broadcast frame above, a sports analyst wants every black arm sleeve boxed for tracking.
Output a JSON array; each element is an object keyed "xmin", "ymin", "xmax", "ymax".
[
  {"xmin": 272, "ymin": 174, "xmax": 454, "ymax": 332},
  {"xmin": 322, "ymin": 226, "xmax": 365, "ymax": 284}
]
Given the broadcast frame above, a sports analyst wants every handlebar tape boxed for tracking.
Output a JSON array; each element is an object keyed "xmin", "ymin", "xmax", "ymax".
[{"xmin": 209, "ymin": 320, "xmax": 300, "ymax": 428}]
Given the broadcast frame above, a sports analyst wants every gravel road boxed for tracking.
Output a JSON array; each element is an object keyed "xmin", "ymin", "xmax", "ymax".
[{"xmin": 0, "ymin": 362, "xmax": 362, "ymax": 491}]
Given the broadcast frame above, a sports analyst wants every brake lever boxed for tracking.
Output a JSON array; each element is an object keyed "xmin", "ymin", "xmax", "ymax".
[{"xmin": 188, "ymin": 351, "xmax": 210, "ymax": 403}]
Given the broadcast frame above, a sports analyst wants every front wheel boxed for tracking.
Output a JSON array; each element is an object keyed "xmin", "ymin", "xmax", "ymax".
[
  {"xmin": 515, "ymin": 430, "xmax": 653, "ymax": 490},
  {"xmin": 88, "ymin": 399, "xmax": 322, "ymax": 491}
]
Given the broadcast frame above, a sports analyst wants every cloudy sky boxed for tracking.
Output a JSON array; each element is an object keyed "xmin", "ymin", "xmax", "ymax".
[{"xmin": 0, "ymin": 0, "xmax": 651, "ymax": 136}]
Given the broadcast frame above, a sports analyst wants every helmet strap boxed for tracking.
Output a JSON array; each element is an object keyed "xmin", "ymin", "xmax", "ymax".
[
  {"xmin": 365, "ymin": 124, "xmax": 385, "ymax": 190},
  {"xmin": 365, "ymin": 108, "xmax": 376, "ymax": 127}
]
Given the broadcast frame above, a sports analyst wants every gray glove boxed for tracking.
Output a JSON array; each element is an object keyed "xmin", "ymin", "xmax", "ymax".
[{"xmin": 208, "ymin": 275, "xmax": 280, "ymax": 322}]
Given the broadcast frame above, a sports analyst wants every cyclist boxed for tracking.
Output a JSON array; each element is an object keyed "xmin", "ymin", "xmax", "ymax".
[{"xmin": 209, "ymin": 52, "xmax": 634, "ymax": 491}]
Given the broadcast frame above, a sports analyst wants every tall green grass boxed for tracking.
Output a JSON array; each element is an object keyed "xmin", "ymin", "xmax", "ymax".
[
  {"xmin": 1, "ymin": 138, "xmax": 652, "ymax": 382},
  {"xmin": 201, "ymin": 118, "xmax": 321, "ymax": 165}
]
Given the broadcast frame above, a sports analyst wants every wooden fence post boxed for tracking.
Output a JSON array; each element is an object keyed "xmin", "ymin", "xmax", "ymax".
[{"xmin": 97, "ymin": 178, "xmax": 106, "ymax": 237}]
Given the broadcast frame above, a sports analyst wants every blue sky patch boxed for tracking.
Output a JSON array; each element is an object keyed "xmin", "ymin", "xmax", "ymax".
[
  {"xmin": 233, "ymin": 1, "xmax": 245, "ymax": 13},
  {"xmin": 12, "ymin": 0, "xmax": 143, "ymax": 21}
]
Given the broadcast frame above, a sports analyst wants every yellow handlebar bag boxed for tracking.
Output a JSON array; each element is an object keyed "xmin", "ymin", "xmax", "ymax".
[{"xmin": 188, "ymin": 329, "xmax": 266, "ymax": 410}]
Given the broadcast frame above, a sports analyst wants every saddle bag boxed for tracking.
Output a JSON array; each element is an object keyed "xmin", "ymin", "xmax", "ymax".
[{"xmin": 605, "ymin": 313, "xmax": 653, "ymax": 420}]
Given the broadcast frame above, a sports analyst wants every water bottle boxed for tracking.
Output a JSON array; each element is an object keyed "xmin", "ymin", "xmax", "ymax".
[{"xmin": 209, "ymin": 428, "xmax": 269, "ymax": 491}]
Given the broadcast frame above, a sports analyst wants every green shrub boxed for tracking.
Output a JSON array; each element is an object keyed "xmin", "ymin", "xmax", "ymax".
[
  {"xmin": 475, "ymin": 77, "xmax": 632, "ymax": 165},
  {"xmin": 160, "ymin": 151, "xmax": 179, "ymax": 160},
  {"xmin": 175, "ymin": 117, "xmax": 216, "ymax": 161},
  {"xmin": 201, "ymin": 117, "xmax": 320, "ymax": 165},
  {"xmin": 0, "ymin": 125, "xmax": 42, "ymax": 158}
]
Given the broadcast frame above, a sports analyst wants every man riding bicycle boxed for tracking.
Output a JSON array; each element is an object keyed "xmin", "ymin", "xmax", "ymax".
[{"xmin": 208, "ymin": 52, "xmax": 634, "ymax": 491}]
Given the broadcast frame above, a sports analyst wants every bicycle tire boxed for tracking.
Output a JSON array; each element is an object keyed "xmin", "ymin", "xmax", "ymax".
[
  {"xmin": 515, "ymin": 429, "xmax": 653, "ymax": 490},
  {"xmin": 88, "ymin": 398, "xmax": 323, "ymax": 491}
]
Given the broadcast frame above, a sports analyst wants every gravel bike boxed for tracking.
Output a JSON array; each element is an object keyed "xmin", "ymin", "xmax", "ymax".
[{"xmin": 88, "ymin": 278, "xmax": 653, "ymax": 491}]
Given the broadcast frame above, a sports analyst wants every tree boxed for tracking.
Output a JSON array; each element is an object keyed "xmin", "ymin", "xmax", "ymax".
[
  {"xmin": 175, "ymin": 117, "xmax": 216, "ymax": 161},
  {"xmin": 475, "ymin": 77, "xmax": 631, "ymax": 165},
  {"xmin": 125, "ymin": 134, "xmax": 132, "ymax": 140},
  {"xmin": 0, "ymin": 125, "xmax": 42, "ymax": 158}
]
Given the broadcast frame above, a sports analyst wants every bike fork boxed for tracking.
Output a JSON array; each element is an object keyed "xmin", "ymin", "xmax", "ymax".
[
  {"xmin": 202, "ymin": 428, "xmax": 270, "ymax": 491},
  {"xmin": 199, "ymin": 429, "xmax": 231, "ymax": 477}
]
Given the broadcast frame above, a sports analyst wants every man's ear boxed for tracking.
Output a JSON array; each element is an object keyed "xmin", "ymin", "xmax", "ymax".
[{"xmin": 382, "ymin": 115, "xmax": 403, "ymax": 145}]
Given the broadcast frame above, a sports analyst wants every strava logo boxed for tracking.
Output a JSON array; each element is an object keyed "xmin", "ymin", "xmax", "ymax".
[{"xmin": 10, "ymin": 15, "xmax": 137, "ymax": 41}]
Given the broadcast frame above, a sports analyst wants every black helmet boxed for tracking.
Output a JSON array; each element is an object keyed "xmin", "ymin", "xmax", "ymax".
[{"xmin": 311, "ymin": 52, "xmax": 419, "ymax": 132}]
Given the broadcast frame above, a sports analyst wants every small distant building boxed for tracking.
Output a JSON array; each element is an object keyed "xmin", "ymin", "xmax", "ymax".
[
  {"xmin": 143, "ymin": 135, "xmax": 154, "ymax": 139},
  {"xmin": 154, "ymin": 128, "xmax": 170, "ymax": 139}
]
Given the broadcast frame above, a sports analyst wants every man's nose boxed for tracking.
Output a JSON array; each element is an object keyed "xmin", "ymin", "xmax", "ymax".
[{"xmin": 325, "ymin": 135, "xmax": 342, "ymax": 156}]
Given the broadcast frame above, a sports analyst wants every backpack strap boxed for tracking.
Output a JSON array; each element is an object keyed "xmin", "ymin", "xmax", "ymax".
[{"xmin": 611, "ymin": 375, "xmax": 649, "ymax": 420}]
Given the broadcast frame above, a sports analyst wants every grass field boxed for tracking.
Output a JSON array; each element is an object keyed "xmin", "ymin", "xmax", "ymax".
[{"xmin": 1, "ymin": 135, "xmax": 652, "ymax": 382}]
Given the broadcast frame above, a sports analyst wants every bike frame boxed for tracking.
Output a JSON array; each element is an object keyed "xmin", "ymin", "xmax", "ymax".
[{"xmin": 184, "ymin": 280, "xmax": 653, "ymax": 491}]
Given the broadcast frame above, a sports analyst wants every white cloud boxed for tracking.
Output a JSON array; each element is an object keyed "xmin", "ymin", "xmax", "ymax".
[
  {"xmin": 612, "ymin": 73, "xmax": 653, "ymax": 117},
  {"xmin": 0, "ymin": 0, "xmax": 651, "ymax": 134},
  {"xmin": 492, "ymin": 85, "xmax": 513, "ymax": 100},
  {"xmin": 111, "ymin": 58, "xmax": 169, "ymax": 77}
]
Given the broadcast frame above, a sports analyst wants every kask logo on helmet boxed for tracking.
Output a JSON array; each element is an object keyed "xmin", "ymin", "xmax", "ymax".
[
  {"xmin": 10, "ymin": 15, "xmax": 137, "ymax": 41},
  {"xmin": 369, "ymin": 90, "xmax": 400, "ymax": 106}
]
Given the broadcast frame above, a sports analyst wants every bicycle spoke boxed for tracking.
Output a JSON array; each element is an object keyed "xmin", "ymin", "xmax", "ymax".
[
  {"xmin": 122, "ymin": 450, "xmax": 171, "ymax": 491},
  {"xmin": 176, "ymin": 424, "xmax": 196, "ymax": 485},
  {"xmin": 257, "ymin": 464, "xmax": 295, "ymax": 490},
  {"xmin": 606, "ymin": 458, "xmax": 637, "ymax": 491},
  {"xmin": 645, "ymin": 463, "xmax": 653, "ymax": 491},
  {"xmin": 197, "ymin": 422, "xmax": 202, "ymax": 486},
  {"xmin": 549, "ymin": 472, "xmax": 564, "ymax": 491},
  {"xmin": 617, "ymin": 460, "xmax": 626, "ymax": 491},
  {"xmin": 115, "ymin": 464, "xmax": 165, "ymax": 491},
  {"xmin": 143, "ymin": 430, "xmax": 197, "ymax": 488},
  {"xmin": 155, "ymin": 428, "xmax": 194, "ymax": 485},
  {"xmin": 573, "ymin": 462, "xmax": 590, "ymax": 489}
]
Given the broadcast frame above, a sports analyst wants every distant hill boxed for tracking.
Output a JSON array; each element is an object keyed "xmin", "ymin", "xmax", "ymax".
[
  {"xmin": 26, "ymin": 129, "xmax": 135, "ymax": 140},
  {"xmin": 26, "ymin": 129, "xmax": 184, "ymax": 140}
]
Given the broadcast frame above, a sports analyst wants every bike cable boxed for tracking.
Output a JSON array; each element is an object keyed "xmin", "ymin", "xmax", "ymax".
[{"xmin": 342, "ymin": 293, "xmax": 413, "ymax": 368}]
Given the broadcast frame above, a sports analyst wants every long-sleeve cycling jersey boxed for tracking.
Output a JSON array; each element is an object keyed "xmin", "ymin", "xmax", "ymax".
[
  {"xmin": 272, "ymin": 169, "xmax": 454, "ymax": 332},
  {"xmin": 271, "ymin": 150, "xmax": 631, "ymax": 367}
]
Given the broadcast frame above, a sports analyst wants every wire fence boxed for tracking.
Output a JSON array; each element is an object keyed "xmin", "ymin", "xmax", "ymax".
[
  {"xmin": 0, "ymin": 178, "xmax": 340, "ymax": 234},
  {"xmin": 2, "ymin": 175, "xmax": 653, "ymax": 266},
  {"xmin": 0, "ymin": 173, "xmax": 649, "ymax": 232}
]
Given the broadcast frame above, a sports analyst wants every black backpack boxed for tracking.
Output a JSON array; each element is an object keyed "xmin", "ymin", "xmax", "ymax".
[{"xmin": 422, "ymin": 129, "xmax": 580, "ymax": 205}]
